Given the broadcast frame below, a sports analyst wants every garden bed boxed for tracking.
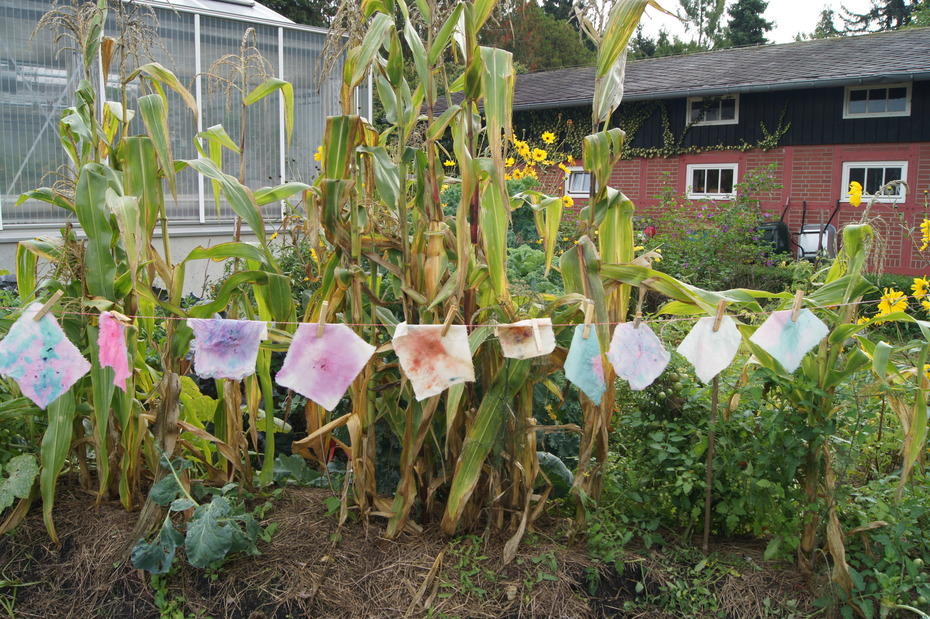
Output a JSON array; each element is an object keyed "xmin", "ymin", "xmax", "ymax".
[{"xmin": 1, "ymin": 478, "xmax": 816, "ymax": 618}]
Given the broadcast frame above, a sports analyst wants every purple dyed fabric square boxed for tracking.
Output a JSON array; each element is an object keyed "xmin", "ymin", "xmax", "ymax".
[{"xmin": 188, "ymin": 318, "xmax": 268, "ymax": 381}]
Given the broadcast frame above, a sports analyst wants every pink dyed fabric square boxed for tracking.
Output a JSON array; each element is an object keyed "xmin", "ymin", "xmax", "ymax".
[
  {"xmin": 98, "ymin": 312, "xmax": 131, "ymax": 391},
  {"xmin": 275, "ymin": 323, "xmax": 375, "ymax": 411}
]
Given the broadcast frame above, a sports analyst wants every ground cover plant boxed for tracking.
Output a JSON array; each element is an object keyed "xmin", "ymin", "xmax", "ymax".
[{"xmin": 0, "ymin": 0, "xmax": 929, "ymax": 616}]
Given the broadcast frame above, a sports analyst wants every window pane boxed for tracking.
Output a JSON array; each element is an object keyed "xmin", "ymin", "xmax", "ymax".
[
  {"xmin": 849, "ymin": 167, "xmax": 866, "ymax": 187},
  {"xmin": 568, "ymin": 172, "xmax": 590, "ymax": 194},
  {"xmin": 865, "ymin": 167, "xmax": 884, "ymax": 195},
  {"xmin": 706, "ymin": 169, "xmax": 720, "ymax": 193},
  {"xmin": 887, "ymin": 87, "xmax": 907, "ymax": 112},
  {"xmin": 849, "ymin": 90, "xmax": 867, "ymax": 102},
  {"xmin": 867, "ymin": 88, "xmax": 888, "ymax": 113},
  {"xmin": 721, "ymin": 97, "xmax": 736, "ymax": 120},
  {"xmin": 690, "ymin": 102, "xmax": 703, "ymax": 123},
  {"xmin": 720, "ymin": 168, "xmax": 734, "ymax": 194},
  {"xmin": 704, "ymin": 104, "xmax": 720, "ymax": 121},
  {"xmin": 883, "ymin": 167, "xmax": 903, "ymax": 195},
  {"xmin": 692, "ymin": 169, "xmax": 706, "ymax": 193}
]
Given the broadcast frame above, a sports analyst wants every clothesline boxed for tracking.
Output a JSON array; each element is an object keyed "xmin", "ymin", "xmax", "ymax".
[{"xmin": 0, "ymin": 298, "xmax": 882, "ymax": 327}]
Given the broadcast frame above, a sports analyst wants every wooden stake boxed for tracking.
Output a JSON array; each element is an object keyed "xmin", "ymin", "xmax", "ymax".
[
  {"xmin": 702, "ymin": 375, "xmax": 719, "ymax": 554},
  {"xmin": 441, "ymin": 299, "xmax": 458, "ymax": 337},
  {"xmin": 712, "ymin": 300, "xmax": 727, "ymax": 332},
  {"xmin": 582, "ymin": 300, "xmax": 594, "ymax": 340},
  {"xmin": 317, "ymin": 300, "xmax": 328, "ymax": 337},
  {"xmin": 531, "ymin": 319, "xmax": 542, "ymax": 352},
  {"xmin": 33, "ymin": 290, "xmax": 63, "ymax": 322},
  {"xmin": 791, "ymin": 289, "xmax": 805, "ymax": 322}
]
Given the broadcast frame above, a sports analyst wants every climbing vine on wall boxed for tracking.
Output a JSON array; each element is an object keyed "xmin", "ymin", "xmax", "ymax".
[{"xmin": 512, "ymin": 102, "xmax": 792, "ymax": 161}]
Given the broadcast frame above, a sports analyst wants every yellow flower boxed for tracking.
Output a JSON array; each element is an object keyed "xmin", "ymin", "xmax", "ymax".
[
  {"xmin": 504, "ymin": 173, "xmax": 512, "ymax": 181},
  {"xmin": 531, "ymin": 148, "xmax": 547, "ymax": 162},
  {"xmin": 633, "ymin": 245, "xmax": 645, "ymax": 252},
  {"xmin": 313, "ymin": 145, "xmax": 323, "ymax": 162},
  {"xmin": 440, "ymin": 184, "xmax": 449, "ymax": 192},
  {"xmin": 505, "ymin": 157, "xmax": 515, "ymax": 167},
  {"xmin": 924, "ymin": 364, "xmax": 930, "ymax": 382},
  {"xmin": 912, "ymin": 277, "xmax": 930, "ymax": 299},
  {"xmin": 856, "ymin": 316, "xmax": 870, "ymax": 325},
  {"xmin": 849, "ymin": 181, "xmax": 863, "ymax": 207},
  {"xmin": 558, "ymin": 163, "xmax": 570, "ymax": 175},
  {"xmin": 511, "ymin": 168, "xmax": 524, "ymax": 180},
  {"xmin": 561, "ymin": 195, "xmax": 574, "ymax": 208},
  {"xmin": 270, "ymin": 232, "xmax": 279, "ymax": 241},
  {"xmin": 877, "ymin": 287, "xmax": 908, "ymax": 316},
  {"xmin": 543, "ymin": 160, "xmax": 554, "ymax": 166},
  {"xmin": 920, "ymin": 219, "xmax": 930, "ymax": 251},
  {"xmin": 517, "ymin": 144, "xmax": 531, "ymax": 160},
  {"xmin": 923, "ymin": 299, "xmax": 930, "ymax": 312},
  {"xmin": 524, "ymin": 167, "xmax": 538, "ymax": 179},
  {"xmin": 443, "ymin": 159, "xmax": 455, "ymax": 167},
  {"xmin": 541, "ymin": 131, "xmax": 556, "ymax": 144},
  {"xmin": 565, "ymin": 154, "xmax": 574, "ymax": 164}
]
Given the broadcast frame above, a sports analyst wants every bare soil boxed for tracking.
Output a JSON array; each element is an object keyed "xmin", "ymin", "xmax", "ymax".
[{"xmin": 0, "ymin": 481, "xmax": 814, "ymax": 618}]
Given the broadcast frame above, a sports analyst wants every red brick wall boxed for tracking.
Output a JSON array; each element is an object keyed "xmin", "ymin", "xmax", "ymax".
[{"xmin": 565, "ymin": 143, "xmax": 930, "ymax": 276}]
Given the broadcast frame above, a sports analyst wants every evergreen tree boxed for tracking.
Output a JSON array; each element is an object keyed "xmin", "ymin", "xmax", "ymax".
[
  {"xmin": 812, "ymin": 8, "xmax": 842, "ymax": 38},
  {"xmin": 841, "ymin": 0, "xmax": 923, "ymax": 32},
  {"xmin": 678, "ymin": 0, "xmax": 727, "ymax": 47},
  {"xmin": 480, "ymin": 1, "xmax": 594, "ymax": 71},
  {"xmin": 629, "ymin": 28, "xmax": 710, "ymax": 59},
  {"xmin": 722, "ymin": 0, "xmax": 773, "ymax": 47},
  {"xmin": 541, "ymin": 0, "xmax": 574, "ymax": 21}
]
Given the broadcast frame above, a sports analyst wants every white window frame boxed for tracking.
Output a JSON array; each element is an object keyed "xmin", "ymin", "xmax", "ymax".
[
  {"xmin": 843, "ymin": 82, "xmax": 912, "ymax": 119},
  {"xmin": 686, "ymin": 94, "xmax": 740, "ymax": 127},
  {"xmin": 565, "ymin": 167, "xmax": 595, "ymax": 198},
  {"xmin": 841, "ymin": 161, "xmax": 908, "ymax": 204},
  {"xmin": 686, "ymin": 163, "xmax": 739, "ymax": 200}
]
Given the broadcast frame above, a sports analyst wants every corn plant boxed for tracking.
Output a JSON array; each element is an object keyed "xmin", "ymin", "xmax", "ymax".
[{"xmin": 13, "ymin": 0, "xmax": 305, "ymax": 540}]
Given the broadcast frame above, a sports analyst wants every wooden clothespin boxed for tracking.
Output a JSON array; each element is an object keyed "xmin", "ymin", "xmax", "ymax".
[
  {"xmin": 441, "ymin": 298, "xmax": 458, "ymax": 337},
  {"xmin": 33, "ymin": 290, "xmax": 64, "ymax": 322},
  {"xmin": 582, "ymin": 300, "xmax": 595, "ymax": 340},
  {"xmin": 109, "ymin": 310, "xmax": 132, "ymax": 324},
  {"xmin": 712, "ymin": 300, "xmax": 727, "ymax": 333},
  {"xmin": 530, "ymin": 318, "xmax": 542, "ymax": 352},
  {"xmin": 790, "ymin": 289, "xmax": 805, "ymax": 322},
  {"xmin": 633, "ymin": 287, "xmax": 646, "ymax": 328},
  {"xmin": 317, "ymin": 300, "xmax": 328, "ymax": 336}
]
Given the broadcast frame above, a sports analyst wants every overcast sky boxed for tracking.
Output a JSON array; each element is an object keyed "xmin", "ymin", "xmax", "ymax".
[{"xmin": 640, "ymin": 0, "xmax": 877, "ymax": 43}]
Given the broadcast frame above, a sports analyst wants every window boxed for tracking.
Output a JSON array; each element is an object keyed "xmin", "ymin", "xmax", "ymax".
[
  {"xmin": 686, "ymin": 94, "xmax": 739, "ymax": 126},
  {"xmin": 844, "ymin": 83, "xmax": 911, "ymax": 118},
  {"xmin": 686, "ymin": 164, "xmax": 738, "ymax": 200},
  {"xmin": 841, "ymin": 161, "xmax": 907, "ymax": 203},
  {"xmin": 565, "ymin": 168, "xmax": 594, "ymax": 197}
]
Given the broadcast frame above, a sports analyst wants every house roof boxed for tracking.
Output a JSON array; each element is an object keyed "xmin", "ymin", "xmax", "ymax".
[{"xmin": 510, "ymin": 27, "xmax": 930, "ymax": 111}]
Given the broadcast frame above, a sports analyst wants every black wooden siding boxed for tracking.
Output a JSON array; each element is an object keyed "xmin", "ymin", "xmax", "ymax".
[{"xmin": 624, "ymin": 80, "xmax": 930, "ymax": 149}]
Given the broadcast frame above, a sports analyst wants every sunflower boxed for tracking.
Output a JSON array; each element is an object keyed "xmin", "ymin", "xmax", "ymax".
[{"xmin": 541, "ymin": 131, "xmax": 556, "ymax": 144}]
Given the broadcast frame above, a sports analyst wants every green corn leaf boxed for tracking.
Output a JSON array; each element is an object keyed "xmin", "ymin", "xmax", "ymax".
[
  {"xmin": 180, "ymin": 158, "xmax": 267, "ymax": 248},
  {"xmin": 441, "ymin": 359, "xmax": 531, "ymax": 535},
  {"xmin": 74, "ymin": 163, "xmax": 117, "ymax": 299},
  {"xmin": 119, "ymin": 136, "xmax": 164, "ymax": 235},
  {"xmin": 129, "ymin": 62, "xmax": 197, "ymax": 114},
  {"xmin": 40, "ymin": 390, "xmax": 76, "ymax": 544},
  {"xmin": 15, "ymin": 243, "xmax": 38, "ymax": 303},
  {"xmin": 254, "ymin": 182, "xmax": 310, "ymax": 206},
  {"xmin": 184, "ymin": 242, "xmax": 267, "ymax": 265},
  {"xmin": 138, "ymin": 94, "xmax": 177, "ymax": 196},
  {"xmin": 358, "ymin": 146, "xmax": 401, "ymax": 208},
  {"xmin": 88, "ymin": 324, "xmax": 115, "ymax": 500},
  {"xmin": 477, "ymin": 162, "xmax": 510, "ymax": 301},
  {"xmin": 15, "ymin": 188, "xmax": 74, "ymax": 212},
  {"xmin": 347, "ymin": 12, "xmax": 394, "ymax": 89},
  {"xmin": 427, "ymin": 4, "xmax": 463, "ymax": 65},
  {"xmin": 243, "ymin": 78, "xmax": 295, "ymax": 145}
]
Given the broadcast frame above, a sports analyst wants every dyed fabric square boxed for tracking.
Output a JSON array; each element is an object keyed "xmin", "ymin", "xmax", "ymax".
[
  {"xmin": 676, "ymin": 315, "xmax": 742, "ymax": 384},
  {"xmin": 0, "ymin": 302, "xmax": 90, "ymax": 409},
  {"xmin": 564, "ymin": 325, "xmax": 606, "ymax": 405},
  {"xmin": 606, "ymin": 322, "xmax": 670, "ymax": 391},
  {"xmin": 393, "ymin": 322, "xmax": 475, "ymax": 401},
  {"xmin": 496, "ymin": 318, "xmax": 556, "ymax": 359},
  {"xmin": 749, "ymin": 309, "xmax": 829, "ymax": 373},
  {"xmin": 188, "ymin": 318, "xmax": 268, "ymax": 381},
  {"xmin": 98, "ymin": 312, "xmax": 131, "ymax": 391},
  {"xmin": 275, "ymin": 323, "xmax": 375, "ymax": 411}
]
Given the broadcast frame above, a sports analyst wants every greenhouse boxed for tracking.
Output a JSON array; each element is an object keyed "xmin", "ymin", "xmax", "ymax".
[{"xmin": 0, "ymin": 0, "xmax": 367, "ymax": 231}]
